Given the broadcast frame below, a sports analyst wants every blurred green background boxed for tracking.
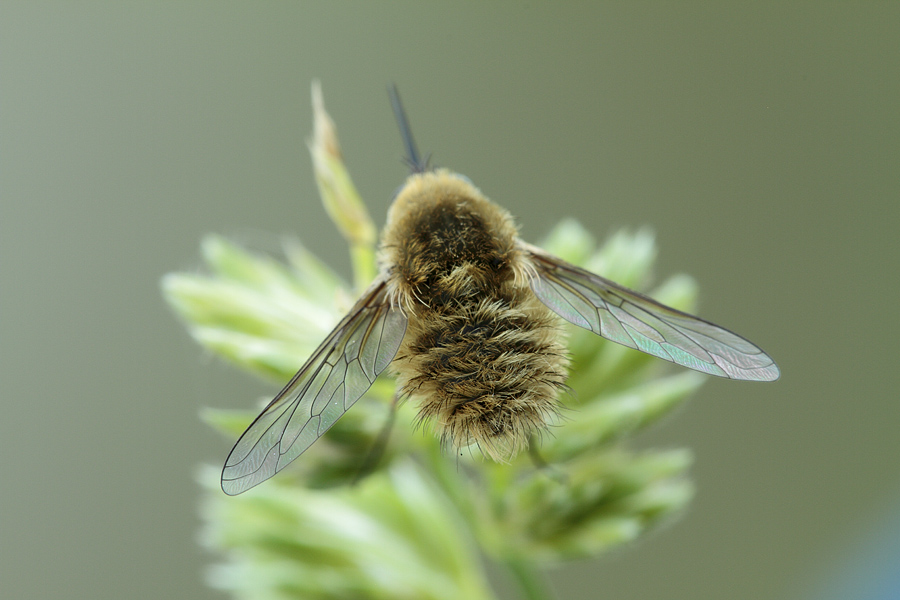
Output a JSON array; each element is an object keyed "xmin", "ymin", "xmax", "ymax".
[{"xmin": 2, "ymin": 3, "xmax": 898, "ymax": 599}]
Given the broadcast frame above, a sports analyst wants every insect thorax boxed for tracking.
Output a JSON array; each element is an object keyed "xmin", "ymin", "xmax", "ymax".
[{"xmin": 382, "ymin": 169, "xmax": 521, "ymax": 301}]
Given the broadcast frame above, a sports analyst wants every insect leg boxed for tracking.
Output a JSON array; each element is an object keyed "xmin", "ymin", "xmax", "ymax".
[{"xmin": 352, "ymin": 391, "xmax": 400, "ymax": 484}]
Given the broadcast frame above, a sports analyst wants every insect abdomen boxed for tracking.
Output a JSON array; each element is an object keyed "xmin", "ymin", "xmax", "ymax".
[{"xmin": 398, "ymin": 285, "xmax": 567, "ymax": 460}]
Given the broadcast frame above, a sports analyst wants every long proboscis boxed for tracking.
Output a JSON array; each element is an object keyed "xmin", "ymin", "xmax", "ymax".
[{"xmin": 388, "ymin": 83, "xmax": 428, "ymax": 173}]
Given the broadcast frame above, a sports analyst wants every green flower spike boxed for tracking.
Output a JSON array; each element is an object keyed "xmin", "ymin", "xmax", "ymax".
[
  {"xmin": 308, "ymin": 80, "xmax": 377, "ymax": 291},
  {"xmin": 163, "ymin": 83, "xmax": 708, "ymax": 600}
]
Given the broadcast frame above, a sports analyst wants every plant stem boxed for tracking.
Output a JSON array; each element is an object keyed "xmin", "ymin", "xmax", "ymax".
[
  {"xmin": 350, "ymin": 242, "xmax": 376, "ymax": 292},
  {"xmin": 505, "ymin": 557, "xmax": 554, "ymax": 600}
]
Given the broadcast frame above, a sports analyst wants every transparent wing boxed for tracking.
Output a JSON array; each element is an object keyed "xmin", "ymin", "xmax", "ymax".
[
  {"xmin": 523, "ymin": 243, "xmax": 779, "ymax": 381},
  {"xmin": 221, "ymin": 278, "xmax": 408, "ymax": 495}
]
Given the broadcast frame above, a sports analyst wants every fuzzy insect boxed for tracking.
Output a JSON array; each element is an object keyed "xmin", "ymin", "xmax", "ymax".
[{"xmin": 220, "ymin": 88, "xmax": 779, "ymax": 495}]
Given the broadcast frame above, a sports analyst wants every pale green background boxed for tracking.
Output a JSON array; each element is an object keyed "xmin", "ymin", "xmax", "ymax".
[{"xmin": 2, "ymin": 3, "xmax": 898, "ymax": 599}]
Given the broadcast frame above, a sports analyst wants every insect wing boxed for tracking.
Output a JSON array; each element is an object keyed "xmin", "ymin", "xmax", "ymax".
[
  {"xmin": 524, "ymin": 244, "xmax": 779, "ymax": 381},
  {"xmin": 221, "ymin": 279, "xmax": 408, "ymax": 495}
]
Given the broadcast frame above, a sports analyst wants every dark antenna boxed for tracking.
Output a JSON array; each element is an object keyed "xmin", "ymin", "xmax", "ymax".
[{"xmin": 388, "ymin": 84, "xmax": 428, "ymax": 173}]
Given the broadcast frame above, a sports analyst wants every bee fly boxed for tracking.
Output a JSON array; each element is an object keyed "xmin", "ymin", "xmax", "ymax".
[{"xmin": 221, "ymin": 87, "xmax": 780, "ymax": 495}]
